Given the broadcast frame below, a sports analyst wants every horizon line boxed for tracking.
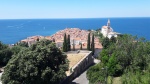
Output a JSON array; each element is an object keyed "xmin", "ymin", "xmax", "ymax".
[{"xmin": 0, "ymin": 16, "xmax": 150, "ymax": 20}]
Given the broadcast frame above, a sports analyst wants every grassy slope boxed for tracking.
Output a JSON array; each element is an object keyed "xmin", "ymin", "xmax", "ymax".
[
  {"xmin": 107, "ymin": 76, "xmax": 122, "ymax": 84},
  {"xmin": 113, "ymin": 77, "xmax": 121, "ymax": 84}
]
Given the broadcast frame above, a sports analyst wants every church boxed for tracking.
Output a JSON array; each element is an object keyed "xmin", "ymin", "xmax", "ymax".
[{"xmin": 101, "ymin": 19, "xmax": 120, "ymax": 39}]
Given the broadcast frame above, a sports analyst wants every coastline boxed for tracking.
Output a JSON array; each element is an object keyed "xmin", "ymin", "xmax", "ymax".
[{"xmin": 0, "ymin": 18, "xmax": 150, "ymax": 44}]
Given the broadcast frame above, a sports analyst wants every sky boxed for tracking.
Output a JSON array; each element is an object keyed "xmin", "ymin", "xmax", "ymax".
[{"xmin": 0, "ymin": 0, "xmax": 150, "ymax": 19}]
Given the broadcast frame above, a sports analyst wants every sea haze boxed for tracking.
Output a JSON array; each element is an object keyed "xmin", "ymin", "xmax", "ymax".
[{"xmin": 0, "ymin": 18, "xmax": 150, "ymax": 44}]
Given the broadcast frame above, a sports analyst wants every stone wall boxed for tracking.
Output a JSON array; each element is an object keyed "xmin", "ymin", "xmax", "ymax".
[{"xmin": 60, "ymin": 51, "xmax": 94, "ymax": 84}]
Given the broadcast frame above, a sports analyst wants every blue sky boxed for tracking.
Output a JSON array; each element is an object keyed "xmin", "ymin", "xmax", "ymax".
[{"xmin": 0, "ymin": 0, "xmax": 150, "ymax": 19}]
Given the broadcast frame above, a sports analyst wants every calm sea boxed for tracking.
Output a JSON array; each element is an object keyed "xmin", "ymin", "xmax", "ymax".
[{"xmin": 0, "ymin": 18, "xmax": 150, "ymax": 44}]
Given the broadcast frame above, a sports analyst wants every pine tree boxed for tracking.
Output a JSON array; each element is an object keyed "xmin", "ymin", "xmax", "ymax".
[
  {"xmin": 63, "ymin": 33, "xmax": 67, "ymax": 52},
  {"xmin": 80, "ymin": 43, "xmax": 82, "ymax": 50},
  {"xmin": 73, "ymin": 39, "xmax": 75, "ymax": 51},
  {"xmin": 110, "ymin": 36, "xmax": 116, "ymax": 43},
  {"xmin": 87, "ymin": 33, "xmax": 91, "ymax": 50},
  {"xmin": 67, "ymin": 35, "xmax": 71, "ymax": 51},
  {"xmin": 91, "ymin": 34, "xmax": 95, "ymax": 55}
]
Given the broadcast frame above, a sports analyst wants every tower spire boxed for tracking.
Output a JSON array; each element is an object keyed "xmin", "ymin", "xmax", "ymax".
[
  {"xmin": 107, "ymin": 19, "xmax": 110, "ymax": 28},
  {"xmin": 107, "ymin": 19, "xmax": 110, "ymax": 26}
]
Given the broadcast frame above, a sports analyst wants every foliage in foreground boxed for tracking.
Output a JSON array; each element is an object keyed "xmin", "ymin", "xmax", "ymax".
[
  {"xmin": 2, "ymin": 40, "xmax": 69, "ymax": 84},
  {"xmin": 122, "ymin": 67, "xmax": 150, "ymax": 84},
  {"xmin": 87, "ymin": 63, "xmax": 105, "ymax": 84},
  {"xmin": 87, "ymin": 34, "xmax": 150, "ymax": 84},
  {"xmin": 0, "ymin": 41, "xmax": 29, "ymax": 66},
  {"xmin": 0, "ymin": 42, "xmax": 13, "ymax": 66}
]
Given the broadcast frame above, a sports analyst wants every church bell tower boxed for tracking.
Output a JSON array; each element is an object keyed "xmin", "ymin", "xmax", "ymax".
[{"xmin": 107, "ymin": 19, "xmax": 110, "ymax": 29}]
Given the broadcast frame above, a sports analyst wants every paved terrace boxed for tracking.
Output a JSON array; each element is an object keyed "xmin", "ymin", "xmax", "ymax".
[
  {"xmin": 66, "ymin": 51, "xmax": 87, "ymax": 76},
  {"xmin": 65, "ymin": 50, "xmax": 93, "ymax": 76},
  {"xmin": 61, "ymin": 50, "xmax": 93, "ymax": 84}
]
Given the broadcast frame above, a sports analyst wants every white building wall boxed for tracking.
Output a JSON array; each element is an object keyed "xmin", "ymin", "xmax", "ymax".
[
  {"xmin": 56, "ymin": 42, "xmax": 63, "ymax": 48},
  {"xmin": 70, "ymin": 40, "xmax": 81, "ymax": 45},
  {"xmin": 101, "ymin": 28, "xmax": 108, "ymax": 37},
  {"xmin": 108, "ymin": 33, "xmax": 118, "ymax": 39},
  {"xmin": 101, "ymin": 26, "xmax": 114, "ymax": 38}
]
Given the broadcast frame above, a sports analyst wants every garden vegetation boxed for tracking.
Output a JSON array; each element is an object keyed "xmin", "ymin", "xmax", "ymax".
[{"xmin": 87, "ymin": 34, "xmax": 150, "ymax": 84}]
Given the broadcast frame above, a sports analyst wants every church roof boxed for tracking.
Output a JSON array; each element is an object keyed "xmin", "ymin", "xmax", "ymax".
[{"xmin": 102, "ymin": 26, "xmax": 108, "ymax": 29}]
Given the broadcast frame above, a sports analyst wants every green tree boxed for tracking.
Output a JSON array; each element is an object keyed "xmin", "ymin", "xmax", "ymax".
[
  {"xmin": 0, "ymin": 42, "xmax": 13, "ymax": 66},
  {"xmin": 100, "ymin": 49, "xmax": 109, "ymax": 65},
  {"xmin": 122, "ymin": 68, "xmax": 150, "ymax": 84},
  {"xmin": 73, "ymin": 39, "xmax": 75, "ymax": 51},
  {"xmin": 87, "ymin": 63, "xmax": 105, "ymax": 84},
  {"xmin": 0, "ymin": 48, "xmax": 13, "ymax": 66},
  {"xmin": 17, "ymin": 42, "xmax": 28, "ymax": 47},
  {"xmin": 88, "ymin": 34, "xmax": 150, "ymax": 83},
  {"xmin": 0, "ymin": 42, "xmax": 7, "ymax": 49},
  {"xmin": 99, "ymin": 32, "xmax": 103, "ymax": 37},
  {"xmin": 11, "ymin": 44, "xmax": 28, "ymax": 55},
  {"xmin": 107, "ymin": 53, "xmax": 122, "ymax": 76},
  {"xmin": 91, "ymin": 34, "xmax": 95, "ymax": 55},
  {"xmin": 67, "ymin": 35, "xmax": 71, "ymax": 51},
  {"xmin": 110, "ymin": 36, "xmax": 116, "ymax": 43},
  {"xmin": 37, "ymin": 38, "xmax": 39, "ymax": 41},
  {"xmin": 1, "ymin": 40, "xmax": 69, "ymax": 84},
  {"xmin": 102, "ymin": 37, "xmax": 110, "ymax": 49},
  {"xmin": 63, "ymin": 33, "xmax": 67, "ymax": 52},
  {"xmin": 87, "ymin": 33, "xmax": 91, "ymax": 50},
  {"xmin": 80, "ymin": 43, "xmax": 82, "ymax": 50}
]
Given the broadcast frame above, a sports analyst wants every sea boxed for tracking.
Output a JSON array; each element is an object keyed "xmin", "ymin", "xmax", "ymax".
[{"xmin": 0, "ymin": 18, "xmax": 150, "ymax": 44}]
